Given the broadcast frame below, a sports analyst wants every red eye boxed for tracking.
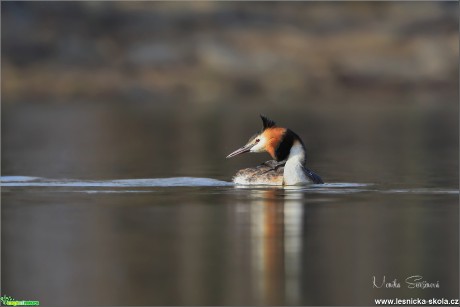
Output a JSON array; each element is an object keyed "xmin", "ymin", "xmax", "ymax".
[{"xmin": 256, "ymin": 139, "xmax": 260, "ymax": 143}]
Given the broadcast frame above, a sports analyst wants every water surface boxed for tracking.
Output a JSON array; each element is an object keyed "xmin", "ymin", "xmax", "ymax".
[
  {"xmin": 2, "ymin": 175, "xmax": 458, "ymax": 306},
  {"xmin": 2, "ymin": 102, "xmax": 458, "ymax": 305}
]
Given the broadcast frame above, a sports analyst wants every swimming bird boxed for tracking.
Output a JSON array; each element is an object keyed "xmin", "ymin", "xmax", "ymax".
[{"xmin": 226, "ymin": 115, "xmax": 323, "ymax": 185}]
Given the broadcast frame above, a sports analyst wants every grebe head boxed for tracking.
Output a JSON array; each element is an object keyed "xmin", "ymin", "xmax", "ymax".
[{"xmin": 226, "ymin": 115, "xmax": 296, "ymax": 161}]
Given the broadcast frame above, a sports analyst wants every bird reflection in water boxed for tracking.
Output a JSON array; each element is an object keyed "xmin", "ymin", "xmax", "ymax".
[{"xmin": 235, "ymin": 187, "xmax": 305, "ymax": 305}]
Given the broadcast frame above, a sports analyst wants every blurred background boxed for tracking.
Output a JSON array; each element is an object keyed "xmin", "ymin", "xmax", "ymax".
[
  {"xmin": 1, "ymin": 1, "xmax": 459, "ymax": 306},
  {"xmin": 2, "ymin": 1, "xmax": 458, "ymax": 104}
]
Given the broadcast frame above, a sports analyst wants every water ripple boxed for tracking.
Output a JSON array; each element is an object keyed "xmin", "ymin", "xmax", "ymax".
[
  {"xmin": 1, "ymin": 176, "xmax": 457, "ymax": 194},
  {"xmin": 1, "ymin": 176, "xmax": 233, "ymax": 187}
]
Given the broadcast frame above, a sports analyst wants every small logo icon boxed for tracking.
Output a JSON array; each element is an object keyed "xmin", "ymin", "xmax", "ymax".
[{"xmin": 0, "ymin": 294, "xmax": 39, "ymax": 306}]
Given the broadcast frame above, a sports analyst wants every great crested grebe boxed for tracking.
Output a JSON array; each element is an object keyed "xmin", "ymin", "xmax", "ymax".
[{"xmin": 226, "ymin": 115, "xmax": 323, "ymax": 185}]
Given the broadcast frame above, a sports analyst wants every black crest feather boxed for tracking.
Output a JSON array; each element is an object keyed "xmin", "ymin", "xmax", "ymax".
[{"xmin": 260, "ymin": 115, "xmax": 276, "ymax": 130}]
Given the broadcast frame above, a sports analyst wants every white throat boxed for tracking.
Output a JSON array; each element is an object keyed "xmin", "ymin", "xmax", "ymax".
[{"xmin": 283, "ymin": 141, "xmax": 308, "ymax": 185}]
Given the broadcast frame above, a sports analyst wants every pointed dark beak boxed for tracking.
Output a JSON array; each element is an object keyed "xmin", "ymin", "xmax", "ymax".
[{"xmin": 226, "ymin": 144, "xmax": 255, "ymax": 158}]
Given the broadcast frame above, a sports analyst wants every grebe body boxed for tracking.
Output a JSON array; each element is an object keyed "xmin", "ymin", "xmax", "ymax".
[{"xmin": 226, "ymin": 115, "xmax": 323, "ymax": 185}]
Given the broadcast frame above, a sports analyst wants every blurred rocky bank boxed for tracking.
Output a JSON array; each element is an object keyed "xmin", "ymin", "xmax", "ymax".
[{"xmin": 2, "ymin": 1, "xmax": 458, "ymax": 105}]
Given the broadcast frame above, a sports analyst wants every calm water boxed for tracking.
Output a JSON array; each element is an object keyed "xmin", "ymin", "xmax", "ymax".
[{"xmin": 2, "ymin": 102, "xmax": 459, "ymax": 305}]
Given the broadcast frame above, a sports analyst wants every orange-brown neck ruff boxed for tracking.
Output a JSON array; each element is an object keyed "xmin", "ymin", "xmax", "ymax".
[{"xmin": 262, "ymin": 127, "xmax": 286, "ymax": 160}]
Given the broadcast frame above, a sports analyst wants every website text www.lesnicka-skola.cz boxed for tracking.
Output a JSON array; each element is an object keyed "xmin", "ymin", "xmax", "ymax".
[{"xmin": 374, "ymin": 298, "xmax": 459, "ymax": 305}]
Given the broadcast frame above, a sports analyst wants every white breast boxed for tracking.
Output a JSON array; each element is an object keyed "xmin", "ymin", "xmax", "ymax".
[{"xmin": 283, "ymin": 141, "xmax": 310, "ymax": 185}]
